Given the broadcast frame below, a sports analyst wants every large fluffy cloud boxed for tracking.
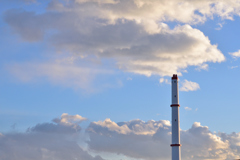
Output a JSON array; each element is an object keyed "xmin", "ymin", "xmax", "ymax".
[
  {"xmin": 87, "ymin": 119, "xmax": 171, "ymax": 160},
  {"xmin": 3, "ymin": 0, "xmax": 227, "ymax": 81},
  {"xmin": 87, "ymin": 118, "xmax": 240, "ymax": 160},
  {"xmin": 1, "ymin": 113, "xmax": 240, "ymax": 160}
]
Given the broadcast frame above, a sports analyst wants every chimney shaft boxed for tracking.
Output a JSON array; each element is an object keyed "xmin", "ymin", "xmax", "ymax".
[{"xmin": 170, "ymin": 74, "xmax": 181, "ymax": 160}]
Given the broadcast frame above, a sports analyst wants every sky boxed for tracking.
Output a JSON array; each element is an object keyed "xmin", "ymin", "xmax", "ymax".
[{"xmin": 1, "ymin": 0, "xmax": 240, "ymax": 159}]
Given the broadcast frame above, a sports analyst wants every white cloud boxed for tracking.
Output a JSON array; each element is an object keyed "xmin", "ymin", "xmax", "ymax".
[
  {"xmin": 159, "ymin": 78, "xmax": 165, "ymax": 83},
  {"xmin": 52, "ymin": 113, "xmax": 87, "ymax": 130},
  {"xmin": 215, "ymin": 22, "xmax": 225, "ymax": 30},
  {"xmin": 53, "ymin": 113, "xmax": 87, "ymax": 124},
  {"xmin": 230, "ymin": 66, "xmax": 238, "ymax": 69},
  {"xmin": 229, "ymin": 50, "xmax": 240, "ymax": 58},
  {"xmin": 61, "ymin": 0, "xmax": 240, "ymax": 25},
  {"xmin": 196, "ymin": 63, "xmax": 209, "ymax": 71},
  {"xmin": 159, "ymin": 78, "xmax": 170, "ymax": 84},
  {"xmin": 180, "ymin": 80, "xmax": 200, "ymax": 92},
  {"xmin": 3, "ymin": 0, "xmax": 227, "ymax": 83},
  {"xmin": 90, "ymin": 119, "xmax": 170, "ymax": 136},
  {"xmin": 184, "ymin": 107, "xmax": 192, "ymax": 111}
]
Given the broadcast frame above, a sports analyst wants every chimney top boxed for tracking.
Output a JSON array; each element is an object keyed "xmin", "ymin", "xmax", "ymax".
[{"xmin": 172, "ymin": 74, "xmax": 178, "ymax": 80}]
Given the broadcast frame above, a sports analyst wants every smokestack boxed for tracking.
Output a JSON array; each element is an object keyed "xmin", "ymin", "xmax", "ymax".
[{"xmin": 170, "ymin": 74, "xmax": 181, "ymax": 160}]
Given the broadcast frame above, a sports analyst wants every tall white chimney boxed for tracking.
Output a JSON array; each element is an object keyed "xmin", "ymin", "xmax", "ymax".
[{"xmin": 170, "ymin": 74, "xmax": 181, "ymax": 160}]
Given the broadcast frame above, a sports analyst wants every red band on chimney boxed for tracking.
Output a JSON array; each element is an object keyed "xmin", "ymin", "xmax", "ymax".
[
  {"xmin": 170, "ymin": 144, "xmax": 181, "ymax": 147},
  {"xmin": 171, "ymin": 104, "xmax": 180, "ymax": 107}
]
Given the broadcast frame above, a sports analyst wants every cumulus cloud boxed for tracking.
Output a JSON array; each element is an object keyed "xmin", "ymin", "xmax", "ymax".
[
  {"xmin": 0, "ymin": 113, "xmax": 104, "ymax": 160},
  {"xmin": 181, "ymin": 122, "xmax": 231, "ymax": 160},
  {"xmin": 229, "ymin": 50, "xmax": 240, "ymax": 58},
  {"xmin": 56, "ymin": 0, "xmax": 240, "ymax": 25},
  {"xmin": 53, "ymin": 113, "xmax": 87, "ymax": 124},
  {"xmin": 3, "ymin": 0, "xmax": 227, "ymax": 83},
  {"xmin": 87, "ymin": 119, "xmax": 172, "ymax": 160},
  {"xmin": 87, "ymin": 118, "xmax": 240, "ymax": 160},
  {"xmin": 180, "ymin": 80, "xmax": 200, "ymax": 92},
  {"xmin": 1, "ymin": 114, "xmax": 240, "ymax": 160}
]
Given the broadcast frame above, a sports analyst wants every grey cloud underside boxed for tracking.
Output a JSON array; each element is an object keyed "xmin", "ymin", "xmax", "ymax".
[
  {"xmin": 87, "ymin": 119, "xmax": 240, "ymax": 160},
  {"xmin": 87, "ymin": 119, "xmax": 171, "ymax": 160},
  {"xmin": 4, "ymin": 0, "xmax": 226, "ymax": 77},
  {"xmin": 0, "ymin": 133, "xmax": 100, "ymax": 160},
  {"xmin": 0, "ymin": 119, "xmax": 104, "ymax": 160},
  {"xmin": 28, "ymin": 122, "xmax": 81, "ymax": 133},
  {"xmin": 1, "ymin": 114, "xmax": 240, "ymax": 160}
]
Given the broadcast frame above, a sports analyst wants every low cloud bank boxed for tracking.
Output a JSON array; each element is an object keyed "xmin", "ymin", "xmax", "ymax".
[
  {"xmin": 87, "ymin": 119, "xmax": 240, "ymax": 160},
  {"xmin": 1, "ymin": 113, "xmax": 240, "ymax": 160},
  {"xmin": 0, "ymin": 113, "xmax": 104, "ymax": 160}
]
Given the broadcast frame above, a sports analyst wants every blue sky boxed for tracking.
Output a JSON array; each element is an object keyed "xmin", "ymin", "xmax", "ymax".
[{"xmin": 1, "ymin": 0, "xmax": 240, "ymax": 159}]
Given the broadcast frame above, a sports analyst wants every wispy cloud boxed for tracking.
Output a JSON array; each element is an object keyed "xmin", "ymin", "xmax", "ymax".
[
  {"xmin": 184, "ymin": 107, "xmax": 192, "ymax": 111},
  {"xmin": 180, "ymin": 80, "xmax": 200, "ymax": 92},
  {"xmin": 229, "ymin": 50, "xmax": 240, "ymax": 59},
  {"xmin": 195, "ymin": 63, "xmax": 208, "ymax": 71},
  {"xmin": 215, "ymin": 22, "xmax": 225, "ymax": 30},
  {"xmin": 7, "ymin": 60, "xmax": 114, "ymax": 92},
  {"xmin": 159, "ymin": 78, "xmax": 171, "ymax": 84},
  {"xmin": 230, "ymin": 66, "xmax": 238, "ymax": 69}
]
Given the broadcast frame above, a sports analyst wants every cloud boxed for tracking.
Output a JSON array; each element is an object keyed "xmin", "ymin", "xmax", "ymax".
[
  {"xmin": 56, "ymin": 0, "xmax": 240, "ymax": 25},
  {"xmin": 87, "ymin": 119, "xmax": 171, "ymax": 160},
  {"xmin": 3, "ymin": 0, "xmax": 226, "ymax": 82},
  {"xmin": 7, "ymin": 60, "xmax": 114, "ymax": 92},
  {"xmin": 184, "ymin": 107, "xmax": 192, "ymax": 111},
  {"xmin": 159, "ymin": 78, "xmax": 171, "ymax": 84},
  {"xmin": 87, "ymin": 118, "xmax": 240, "ymax": 160},
  {"xmin": 159, "ymin": 78, "xmax": 164, "ymax": 83},
  {"xmin": 181, "ymin": 122, "xmax": 231, "ymax": 160},
  {"xmin": 215, "ymin": 22, "xmax": 225, "ymax": 30},
  {"xmin": 229, "ymin": 50, "xmax": 240, "ymax": 58},
  {"xmin": 28, "ymin": 113, "xmax": 87, "ymax": 134},
  {"xmin": 195, "ymin": 63, "xmax": 209, "ymax": 71},
  {"xmin": 230, "ymin": 66, "xmax": 238, "ymax": 69},
  {"xmin": 0, "ymin": 113, "xmax": 104, "ymax": 160},
  {"xmin": 1, "ymin": 114, "xmax": 240, "ymax": 160},
  {"xmin": 180, "ymin": 80, "xmax": 200, "ymax": 92},
  {"xmin": 53, "ymin": 113, "xmax": 87, "ymax": 124}
]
